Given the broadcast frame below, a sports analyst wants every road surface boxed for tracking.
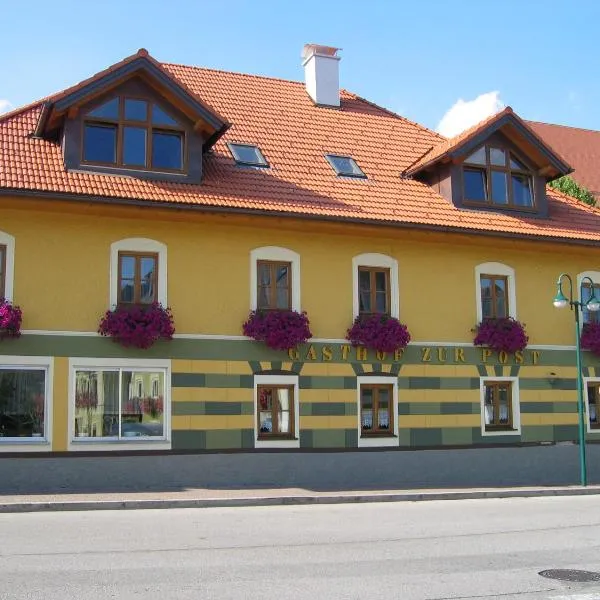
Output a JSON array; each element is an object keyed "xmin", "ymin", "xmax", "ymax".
[{"xmin": 1, "ymin": 496, "xmax": 599, "ymax": 599}]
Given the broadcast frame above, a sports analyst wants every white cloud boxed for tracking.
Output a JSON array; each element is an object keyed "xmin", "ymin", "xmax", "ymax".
[
  {"xmin": 0, "ymin": 99, "xmax": 13, "ymax": 115},
  {"xmin": 436, "ymin": 91, "xmax": 505, "ymax": 138}
]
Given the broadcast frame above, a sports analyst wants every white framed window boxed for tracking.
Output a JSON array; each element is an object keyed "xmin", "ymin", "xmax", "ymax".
[
  {"xmin": 68, "ymin": 357, "xmax": 171, "ymax": 451},
  {"xmin": 475, "ymin": 262, "xmax": 517, "ymax": 322},
  {"xmin": 0, "ymin": 356, "xmax": 53, "ymax": 452},
  {"xmin": 352, "ymin": 253, "xmax": 399, "ymax": 320},
  {"xmin": 110, "ymin": 238, "xmax": 167, "ymax": 307},
  {"xmin": 577, "ymin": 271, "xmax": 600, "ymax": 325},
  {"xmin": 357, "ymin": 375, "xmax": 399, "ymax": 448},
  {"xmin": 479, "ymin": 377, "xmax": 521, "ymax": 437},
  {"xmin": 250, "ymin": 247, "xmax": 300, "ymax": 312},
  {"xmin": 254, "ymin": 374, "xmax": 300, "ymax": 449},
  {"xmin": 583, "ymin": 378, "xmax": 600, "ymax": 434},
  {"xmin": 0, "ymin": 230, "xmax": 15, "ymax": 301}
]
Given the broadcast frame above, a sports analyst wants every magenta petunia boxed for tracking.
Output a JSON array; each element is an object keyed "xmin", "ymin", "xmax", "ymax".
[
  {"xmin": 243, "ymin": 310, "xmax": 312, "ymax": 351},
  {"xmin": 581, "ymin": 322, "xmax": 600, "ymax": 356},
  {"xmin": 346, "ymin": 314, "xmax": 411, "ymax": 353},
  {"xmin": 98, "ymin": 303, "xmax": 175, "ymax": 349},
  {"xmin": 473, "ymin": 318, "xmax": 528, "ymax": 353},
  {"xmin": 0, "ymin": 298, "xmax": 22, "ymax": 340}
]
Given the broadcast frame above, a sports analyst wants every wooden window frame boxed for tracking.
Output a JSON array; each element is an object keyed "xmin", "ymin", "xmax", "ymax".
[
  {"xmin": 256, "ymin": 384, "xmax": 295, "ymax": 439},
  {"xmin": 256, "ymin": 260, "xmax": 292, "ymax": 311},
  {"xmin": 117, "ymin": 251, "xmax": 159, "ymax": 307},
  {"xmin": 483, "ymin": 381, "xmax": 514, "ymax": 431},
  {"xmin": 360, "ymin": 383, "xmax": 394, "ymax": 437},
  {"xmin": 587, "ymin": 383, "xmax": 600, "ymax": 429},
  {"xmin": 0, "ymin": 243, "xmax": 6, "ymax": 299},
  {"xmin": 358, "ymin": 266, "xmax": 391, "ymax": 317},
  {"xmin": 480, "ymin": 274, "xmax": 509, "ymax": 320},
  {"xmin": 81, "ymin": 96, "xmax": 186, "ymax": 173},
  {"xmin": 463, "ymin": 145, "xmax": 535, "ymax": 210}
]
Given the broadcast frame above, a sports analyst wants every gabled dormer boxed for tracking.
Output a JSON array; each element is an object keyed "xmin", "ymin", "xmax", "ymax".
[
  {"xmin": 405, "ymin": 107, "xmax": 572, "ymax": 218},
  {"xmin": 34, "ymin": 49, "xmax": 229, "ymax": 183}
]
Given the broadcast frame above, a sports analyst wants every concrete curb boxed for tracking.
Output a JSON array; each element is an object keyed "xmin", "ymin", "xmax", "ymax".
[{"xmin": 2, "ymin": 485, "xmax": 600, "ymax": 513}]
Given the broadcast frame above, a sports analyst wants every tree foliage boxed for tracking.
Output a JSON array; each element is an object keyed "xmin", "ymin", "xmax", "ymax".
[{"xmin": 549, "ymin": 175, "xmax": 596, "ymax": 206}]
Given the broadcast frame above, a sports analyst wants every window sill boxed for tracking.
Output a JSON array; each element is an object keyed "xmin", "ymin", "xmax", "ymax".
[
  {"xmin": 255, "ymin": 437, "xmax": 300, "ymax": 449},
  {"xmin": 68, "ymin": 439, "xmax": 171, "ymax": 452},
  {"xmin": 0, "ymin": 439, "xmax": 51, "ymax": 453},
  {"xmin": 358, "ymin": 433, "xmax": 399, "ymax": 448},
  {"xmin": 482, "ymin": 427, "xmax": 521, "ymax": 437}
]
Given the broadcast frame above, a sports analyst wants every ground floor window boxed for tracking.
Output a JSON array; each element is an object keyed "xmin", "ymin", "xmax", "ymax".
[
  {"xmin": 480, "ymin": 378, "xmax": 520, "ymax": 436},
  {"xmin": 72, "ymin": 365, "xmax": 167, "ymax": 441},
  {"xmin": 360, "ymin": 384, "xmax": 393, "ymax": 435},
  {"xmin": 0, "ymin": 364, "xmax": 48, "ymax": 441},
  {"xmin": 586, "ymin": 383, "xmax": 600, "ymax": 430},
  {"xmin": 254, "ymin": 375, "xmax": 300, "ymax": 449}
]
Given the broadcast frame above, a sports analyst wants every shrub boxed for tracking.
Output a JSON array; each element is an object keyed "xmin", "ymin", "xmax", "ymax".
[
  {"xmin": 580, "ymin": 322, "xmax": 600, "ymax": 356},
  {"xmin": 473, "ymin": 318, "xmax": 528, "ymax": 353},
  {"xmin": 0, "ymin": 298, "xmax": 22, "ymax": 340},
  {"xmin": 346, "ymin": 314, "xmax": 411, "ymax": 353},
  {"xmin": 243, "ymin": 310, "xmax": 312, "ymax": 351},
  {"xmin": 98, "ymin": 303, "xmax": 175, "ymax": 349}
]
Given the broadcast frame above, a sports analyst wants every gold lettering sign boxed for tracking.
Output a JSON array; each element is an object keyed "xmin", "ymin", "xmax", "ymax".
[
  {"xmin": 454, "ymin": 348, "xmax": 465, "ymax": 362},
  {"xmin": 356, "ymin": 346, "xmax": 367, "ymax": 361},
  {"xmin": 306, "ymin": 345, "xmax": 317, "ymax": 360},
  {"xmin": 322, "ymin": 346, "xmax": 333, "ymax": 361},
  {"xmin": 421, "ymin": 347, "xmax": 431, "ymax": 362}
]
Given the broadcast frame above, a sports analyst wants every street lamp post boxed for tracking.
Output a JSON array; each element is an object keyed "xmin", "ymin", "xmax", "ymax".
[{"xmin": 553, "ymin": 274, "xmax": 600, "ymax": 487}]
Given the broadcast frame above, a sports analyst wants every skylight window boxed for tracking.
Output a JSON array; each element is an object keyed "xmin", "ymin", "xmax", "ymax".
[
  {"xmin": 228, "ymin": 143, "xmax": 269, "ymax": 168},
  {"xmin": 325, "ymin": 154, "xmax": 366, "ymax": 178}
]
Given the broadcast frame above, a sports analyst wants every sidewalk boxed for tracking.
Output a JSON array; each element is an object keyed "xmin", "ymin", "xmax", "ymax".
[{"xmin": 2, "ymin": 484, "xmax": 600, "ymax": 513}]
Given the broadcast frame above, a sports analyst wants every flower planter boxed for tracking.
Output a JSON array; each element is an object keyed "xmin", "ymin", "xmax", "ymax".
[
  {"xmin": 581, "ymin": 322, "xmax": 600, "ymax": 356},
  {"xmin": 0, "ymin": 299, "xmax": 22, "ymax": 340},
  {"xmin": 98, "ymin": 302, "xmax": 175, "ymax": 349},
  {"xmin": 243, "ymin": 310, "xmax": 312, "ymax": 351},
  {"xmin": 473, "ymin": 317, "xmax": 528, "ymax": 353},
  {"xmin": 346, "ymin": 314, "xmax": 411, "ymax": 353}
]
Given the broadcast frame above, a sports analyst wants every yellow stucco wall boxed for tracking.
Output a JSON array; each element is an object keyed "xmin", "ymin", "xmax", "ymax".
[{"xmin": 0, "ymin": 195, "xmax": 596, "ymax": 345}]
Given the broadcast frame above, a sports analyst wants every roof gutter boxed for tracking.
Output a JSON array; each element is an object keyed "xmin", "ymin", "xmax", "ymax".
[{"xmin": 0, "ymin": 187, "xmax": 598, "ymax": 249}]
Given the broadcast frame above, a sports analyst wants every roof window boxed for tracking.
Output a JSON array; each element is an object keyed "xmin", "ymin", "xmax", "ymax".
[
  {"xmin": 325, "ymin": 154, "xmax": 366, "ymax": 178},
  {"xmin": 228, "ymin": 143, "xmax": 269, "ymax": 168}
]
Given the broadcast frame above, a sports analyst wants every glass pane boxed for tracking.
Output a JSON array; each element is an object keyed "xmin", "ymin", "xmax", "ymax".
[
  {"xmin": 330, "ymin": 156, "xmax": 361, "ymax": 176},
  {"xmin": 152, "ymin": 105, "xmax": 179, "ymax": 126},
  {"xmin": 375, "ymin": 291, "xmax": 387, "ymax": 313},
  {"xmin": 589, "ymin": 387, "xmax": 598, "ymax": 424},
  {"xmin": 489, "ymin": 148, "xmax": 506, "ymax": 166},
  {"xmin": 482, "ymin": 299, "xmax": 493, "ymax": 319},
  {"xmin": 498, "ymin": 386, "xmax": 510, "ymax": 424},
  {"xmin": 495, "ymin": 279, "xmax": 507, "ymax": 318},
  {"xmin": 512, "ymin": 174, "xmax": 533, "ymax": 207},
  {"xmin": 83, "ymin": 124, "xmax": 116, "ymax": 163},
  {"xmin": 464, "ymin": 169, "xmax": 487, "ymax": 201},
  {"xmin": 361, "ymin": 388, "xmax": 373, "ymax": 409},
  {"xmin": 491, "ymin": 170, "xmax": 508, "ymax": 204},
  {"xmin": 123, "ymin": 127, "xmax": 147, "ymax": 167},
  {"xmin": 510, "ymin": 155, "xmax": 527, "ymax": 170},
  {"xmin": 120, "ymin": 255, "xmax": 136, "ymax": 279},
  {"xmin": 119, "ymin": 279, "xmax": 135, "ymax": 303},
  {"xmin": 87, "ymin": 98, "xmax": 119, "ymax": 119},
  {"xmin": 359, "ymin": 270, "xmax": 371, "ymax": 291},
  {"xmin": 276, "ymin": 288, "xmax": 289, "ymax": 309},
  {"xmin": 259, "ymin": 264, "xmax": 271, "ymax": 286},
  {"xmin": 464, "ymin": 147, "xmax": 486, "ymax": 165},
  {"xmin": 375, "ymin": 271, "xmax": 387, "ymax": 292},
  {"xmin": 140, "ymin": 257, "xmax": 156, "ymax": 304},
  {"xmin": 0, "ymin": 369, "xmax": 46, "ymax": 438},
  {"xmin": 121, "ymin": 371, "xmax": 164, "ymax": 437},
  {"xmin": 360, "ymin": 291, "xmax": 371, "ymax": 313},
  {"xmin": 257, "ymin": 286, "xmax": 269, "ymax": 309},
  {"xmin": 378, "ymin": 388, "xmax": 390, "ymax": 430},
  {"xmin": 361, "ymin": 409, "xmax": 373, "ymax": 430},
  {"xmin": 258, "ymin": 388, "xmax": 273, "ymax": 411},
  {"xmin": 233, "ymin": 144, "xmax": 263, "ymax": 164},
  {"xmin": 484, "ymin": 386, "xmax": 494, "ymax": 425},
  {"xmin": 152, "ymin": 132, "xmax": 183, "ymax": 170},
  {"xmin": 480, "ymin": 278, "xmax": 492, "ymax": 299},
  {"xmin": 276, "ymin": 266, "xmax": 289, "ymax": 288},
  {"xmin": 124, "ymin": 99, "xmax": 148, "ymax": 121},
  {"xmin": 582, "ymin": 285, "xmax": 600, "ymax": 324},
  {"xmin": 259, "ymin": 412, "xmax": 272, "ymax": 433},
  {"xmin": 74, "ymin": 370, "xmax": 119, "ymax": 438},
  {"xmin": 140, "ymin": 256, "xmax": 156, "ymax": 280}
]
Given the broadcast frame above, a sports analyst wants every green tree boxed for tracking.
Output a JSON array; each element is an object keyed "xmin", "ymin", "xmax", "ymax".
[{"xmin": 549, "ymin": 175, "xmax": 596, "ymax": 206}]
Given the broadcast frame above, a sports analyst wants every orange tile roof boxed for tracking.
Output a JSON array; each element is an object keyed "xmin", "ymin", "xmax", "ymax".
[
  {"xmin": 528, "ymin": 120, "xmax": 600, "ymax": 197},
  {"xmin": 1, "ymin": 54, "xmax": 600, "ymax": 245}
]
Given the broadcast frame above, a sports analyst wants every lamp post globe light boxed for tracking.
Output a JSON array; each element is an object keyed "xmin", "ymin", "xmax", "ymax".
[{"xmin": 553, "ymin": 273, "xmax": 600, "ymax": 487}]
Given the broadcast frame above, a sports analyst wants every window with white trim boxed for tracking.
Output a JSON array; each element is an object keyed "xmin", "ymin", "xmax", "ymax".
[
  {"xmin": 578, "ymin": 272, "xmax": 600, "ymax": 325},
  {"xmin": 250, "ymin": 247, "xmax": 300, "ymax": 312},
  {"xmin": 352, "ymin": 254, "xmax": 399, "ymax": 320},
  {"xmin": 0, "ymin": 230, "xmax": 15, "ymax": 301},
  {"xmin": 584, "ymin": 381, "xmax": 600, "ymax": 432},
  {"xmin": 254, "ymin": 375, "xmax": 300, "ymax": 449},
  {"xmin": 480, "ymin": 377, "xmax": 521, "ymax": 436},
  {"xmin": 0, "ymin": 359, "xmax": 51, "ymax": 443},
  {"xmin": 71, "ymin": 361, "xmax": 169, "ymax": 442},
  {"xmin": 357, "ymin": 376, "xmax": 399, "ymax": 448},
  {"xmin": 475, "ymin": 262, "xmax": 516, "ymax": 322},
  {"xmin": 110, "ymin": 238, "xmax": 167, "ymax": 307}
]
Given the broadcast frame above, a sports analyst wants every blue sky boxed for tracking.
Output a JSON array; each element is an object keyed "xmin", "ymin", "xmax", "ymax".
[{"xmin": 2, "ymin": 0, "xmax": 600, "ymax": 134}]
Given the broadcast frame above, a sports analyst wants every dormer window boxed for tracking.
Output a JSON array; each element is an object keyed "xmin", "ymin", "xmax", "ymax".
[
  {"xmin": 228, "ymin": 143, "xmax": 269, "ymax": 168},
  {"xmin": 463, "ymin": 146, "xmax": 534, "ymax": 208},
  {"xmin": 325, "ymin": 154, "xmax": 366, "ymax": 178},
  {"xmin": 83, "ymin": 97, "xmax": 184, "ymax": 172}
]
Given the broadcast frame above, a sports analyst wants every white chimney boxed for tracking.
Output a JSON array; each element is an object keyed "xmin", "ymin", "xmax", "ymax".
[{"xmin": 302, "ymin": 44, "xmax": 341, "ymax": 107}]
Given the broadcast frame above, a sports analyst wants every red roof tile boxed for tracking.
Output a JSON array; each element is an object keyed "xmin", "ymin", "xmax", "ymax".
[{"xmin": 1, "ymin": 55, "xmax": 600, "ymax": 245}]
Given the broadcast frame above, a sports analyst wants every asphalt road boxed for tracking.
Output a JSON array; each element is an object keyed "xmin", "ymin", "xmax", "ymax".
[{"xmin": 0, "ymin": 496, "xmax": 599, "ymax": 600}]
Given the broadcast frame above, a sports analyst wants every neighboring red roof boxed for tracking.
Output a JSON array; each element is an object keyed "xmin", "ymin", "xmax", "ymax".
[
  {"xmin": 1, "ymin": 53, "xmax": 600, "ymax": 245},
  {"xmin": 528, "ymin": 120, "xmax": 600, "ymax": 197}
]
